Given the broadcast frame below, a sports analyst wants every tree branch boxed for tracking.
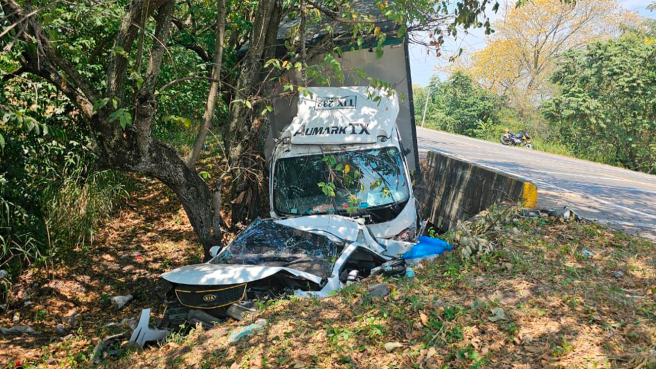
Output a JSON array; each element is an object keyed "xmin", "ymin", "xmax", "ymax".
[
  {"xmin": 306, "ymin": 0, "xmax": 386, "ymax": 24},
  {"xmin": 106, "ymin": 0, "xmax": 165, "ymax": 105},
  {"xmin": 187, "ymin": 0, "xmax": 226, "ymax": 167},
  {"xmin": 133, "ymin": 0, "xmax": 175, "ymax": 157}
]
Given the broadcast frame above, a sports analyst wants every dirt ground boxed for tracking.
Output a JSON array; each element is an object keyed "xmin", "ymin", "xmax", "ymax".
[
  {"xmin": 0, "ymin": 178, "xmax": 206, "ymax": 367},
  {"xmin": 1, "ymin": 178, "xmax": 655, "ymax": 368}
]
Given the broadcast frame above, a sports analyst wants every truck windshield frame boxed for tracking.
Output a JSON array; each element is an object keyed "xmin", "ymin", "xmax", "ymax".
[{"xmin": 273, "ymin": 147, "xmax": 410, "ymax": 217}]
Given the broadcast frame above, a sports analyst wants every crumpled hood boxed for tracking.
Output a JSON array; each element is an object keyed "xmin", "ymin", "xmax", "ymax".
[{"xmin": 161, "ymin": 263, "xmax": 323, "ymax": 286}]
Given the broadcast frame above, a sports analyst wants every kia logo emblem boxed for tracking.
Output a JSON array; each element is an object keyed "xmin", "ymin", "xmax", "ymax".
[{"xmin": 203, "ymin": 294, "xmax": 217, "ymax": 302}]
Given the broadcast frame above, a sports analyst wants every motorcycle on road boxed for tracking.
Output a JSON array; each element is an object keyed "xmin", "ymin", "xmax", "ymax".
[{"xmin": 500, "ymin": 129, "xmax": 533, "ymax": 149}]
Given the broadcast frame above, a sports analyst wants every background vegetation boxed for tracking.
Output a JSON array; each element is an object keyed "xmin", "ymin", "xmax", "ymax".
[{"xmin": 415, "ymin": 0, "xmax": 656, "ymax": 173}]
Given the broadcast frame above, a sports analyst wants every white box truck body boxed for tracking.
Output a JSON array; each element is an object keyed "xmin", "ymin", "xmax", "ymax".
[{"xmin": 269, "ymin": 86, "xmax": 419, "ymax": 240}]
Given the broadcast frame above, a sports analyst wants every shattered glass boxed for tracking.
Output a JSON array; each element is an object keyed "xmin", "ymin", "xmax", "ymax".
[
  {"xmin": 213, "ymin": 219, "xmax": 340, "ymax": 279},
  {"xmin": 274, "ymin": 148, "xmax": 410, "ymax": 216}
]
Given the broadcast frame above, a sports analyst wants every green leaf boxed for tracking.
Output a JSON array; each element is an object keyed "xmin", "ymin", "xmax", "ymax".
[
  {"xmin": 93, "ymin": 98, "xmax": 110, "ymax": 112},
  {"xmin": 396, "ymin": 25, "xmax": 406, "ymax": 38},
  {"xmin": 0, "ymin": 133, "xmax": 4, "ymax": 149},
  {"xmin": 109, "ymin": 108, "xmax": 132, "ymax": 130}
]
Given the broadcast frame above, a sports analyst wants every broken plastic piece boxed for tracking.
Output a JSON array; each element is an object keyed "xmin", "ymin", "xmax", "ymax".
[
  {"xmin": 111, "ymin": 294, "xmax": 133, "ymax": 309},
  {"xmin": 547, "ymin": 206, "xmax": 581, "ymax": 221},
  {"xmin": 226, "ymin": 301, "xmax": 256, "ymax": 321},
  {"xmin": 129, "ymin": 309, "xmax": 168, "ymax": 347},
  {"xmin": 346, "ymin": 269, "xmax": 359, "ymax": 284},
  {"xmin": 188, "ymin": 309, "xmax": 223, "ymax": 329},
  {"xmin": 228, "ymin": 319, "xmax": 267, "ymax": 343},
  {"xmin": 370, "ymin": 259, "xmax": 406, "ymax": 277}
]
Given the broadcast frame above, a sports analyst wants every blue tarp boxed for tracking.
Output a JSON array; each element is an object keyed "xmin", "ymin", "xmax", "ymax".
[{"xmin": 402, "ymin": 236, "xmax": 452, "ymax": 260}]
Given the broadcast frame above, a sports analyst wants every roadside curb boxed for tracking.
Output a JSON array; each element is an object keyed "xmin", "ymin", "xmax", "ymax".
[{"xmin": 416, "ymin": 150, "xmax": 539, "ymax": 230}]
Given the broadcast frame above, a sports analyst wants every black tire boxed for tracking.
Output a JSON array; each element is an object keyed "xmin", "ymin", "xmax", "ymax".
[
  {"xmin": 525, "ymin": 143, "xmax": 534, "ymax": 150},
  {"xmin": 500, "ymin": 134, "xmax": 512, "ymax": 146}
]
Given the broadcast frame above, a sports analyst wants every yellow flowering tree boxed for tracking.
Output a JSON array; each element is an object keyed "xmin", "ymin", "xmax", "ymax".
[{"xmin": 459, "ymin": 0, "xmax": 638, "ymax": 115}]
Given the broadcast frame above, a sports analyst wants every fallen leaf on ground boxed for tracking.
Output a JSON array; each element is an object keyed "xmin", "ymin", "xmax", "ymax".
[{"xmin": 384, "ymin": 342, "xmax": 404, "ymax": 352}]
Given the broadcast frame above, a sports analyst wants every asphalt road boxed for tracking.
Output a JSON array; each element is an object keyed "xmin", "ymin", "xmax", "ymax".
[{"xmin": 416, "ymin": 127, "xmax": 656, "ymax": 241}]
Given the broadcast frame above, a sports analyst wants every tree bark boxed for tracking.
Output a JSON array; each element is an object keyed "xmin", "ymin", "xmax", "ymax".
[
  {"xmin": 187, "ymin": 0, "xmax": 226, "ymax": 167},
  {"xmin": 222, "ymin": 0, "xmax": 282, "ymax": 225}
]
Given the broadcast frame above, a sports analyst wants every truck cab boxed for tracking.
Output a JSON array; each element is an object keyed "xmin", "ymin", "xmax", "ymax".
[{"xmin": 269, "ymin": 86, "xmax": 419, "ymax": 240}]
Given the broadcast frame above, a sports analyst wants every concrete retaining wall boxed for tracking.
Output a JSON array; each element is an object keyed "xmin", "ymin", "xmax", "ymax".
[{"xmin": 416, "ymin": 151, "xmax": 538, "ymax": 231}]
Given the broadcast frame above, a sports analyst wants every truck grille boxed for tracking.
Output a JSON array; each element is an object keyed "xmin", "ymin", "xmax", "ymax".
[{"xmin": 174, "ymin": 284, "xmax": 246, "ymax": 309}]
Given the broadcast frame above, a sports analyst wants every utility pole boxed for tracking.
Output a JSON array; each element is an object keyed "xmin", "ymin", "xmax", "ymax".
[{"xmin": 420, "ymin": 85, "xmax": 432, "ymax": 128}]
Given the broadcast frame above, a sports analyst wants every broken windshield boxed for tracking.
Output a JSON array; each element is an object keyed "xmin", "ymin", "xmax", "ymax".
[
  {"xmin": 214, "ymin": 219, "xmax": 339, "ymax": 279},
  {"xmin": 274, "ymin": 148, "xmax": 409, "ymax": 216}
]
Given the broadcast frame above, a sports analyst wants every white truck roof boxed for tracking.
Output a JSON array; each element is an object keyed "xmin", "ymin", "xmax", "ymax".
[{"xmin": 281, "ymin": 86, "xmax": 400, "ymax": 145}]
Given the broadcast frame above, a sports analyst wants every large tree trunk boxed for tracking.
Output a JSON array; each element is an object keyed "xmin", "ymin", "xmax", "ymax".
[{"xmin": 223, "ymin": 0, "xmax": 282, "ymax": 225}]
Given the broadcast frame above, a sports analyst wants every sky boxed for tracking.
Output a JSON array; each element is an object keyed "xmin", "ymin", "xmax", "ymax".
[{"xmin": 409, "ymin": 0, "xmax": 656, "ymax": 87}]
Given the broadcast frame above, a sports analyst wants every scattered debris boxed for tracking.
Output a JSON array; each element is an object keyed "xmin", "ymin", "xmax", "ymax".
[
  {"xmin": 129, "ymin": 309, "xmax": 167, "ymax": 348},
  {"xmin": 92, "ymin": 333, "xmax": 128, "ymax": 364},
  {"xmin": 228, "ymin": 319, "xmax": 267, "ymax": 344},
  {"xmin": 111, "ymin": 294, "xmax": 133, "ymax": 309},
  {"xmin": 368, "ymin": 283, "xmax": 391, "ymax": 298},
  {"xmin": 105, "ymin": 317, "xmax": 137, "ymax": 330},
  {"xmin": 613, "ymin": 271, "xmax": 624, "ymax": 279},
  {"xmin": 582, "ymin": 249, "xmax": 594, "ymax": 258},
  {"xmin": 0, "ymin": 269, "xmax": 8, "ymax": 279},
  {"xmin": 547, "ymin": 206, "xmax": 581, "ymax": 221},
  {"xmin": 0, "ymin": 304, "xmax": 6, "ymax": 311},
  {"xmin": 384, "ymin": 342, "xmax": 404, "ymax": 352},
  {"xmin": 56, "ymin": 324, "xmax": 66, "ymax": 334},
  {"xmin": 405, "ymin": 268, "xmax": 416, "ymax": 278},
  {"xmin": 12, "ymin": 312, "xmax": 20, "ymax": 324},
  {"xmin": 226, "ymin": 301, "xmax": 257, "ymax": 321},
  {"xmin": 0, "ymin": 325, "xmax": 39, "ymax": 335},
  {"xmin": 520, "ymin": 209, "xmax": 541, "ymax": 218},
  {"xmin": 370, "ymin": 259, "xmax": 407, "ymax": 277},
  {"xmin": 188, "ymin": 309, "xmax": 222, "ymax": 329}
]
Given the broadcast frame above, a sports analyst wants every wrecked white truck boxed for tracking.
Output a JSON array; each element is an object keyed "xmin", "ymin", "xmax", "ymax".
[
  {"xmin": 269, "ymin": 86, "xmax": 420, "ymax": 240},
  {"xmin": 153, "ymin": 87, "xmax": 425, "ymax": 335}
]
